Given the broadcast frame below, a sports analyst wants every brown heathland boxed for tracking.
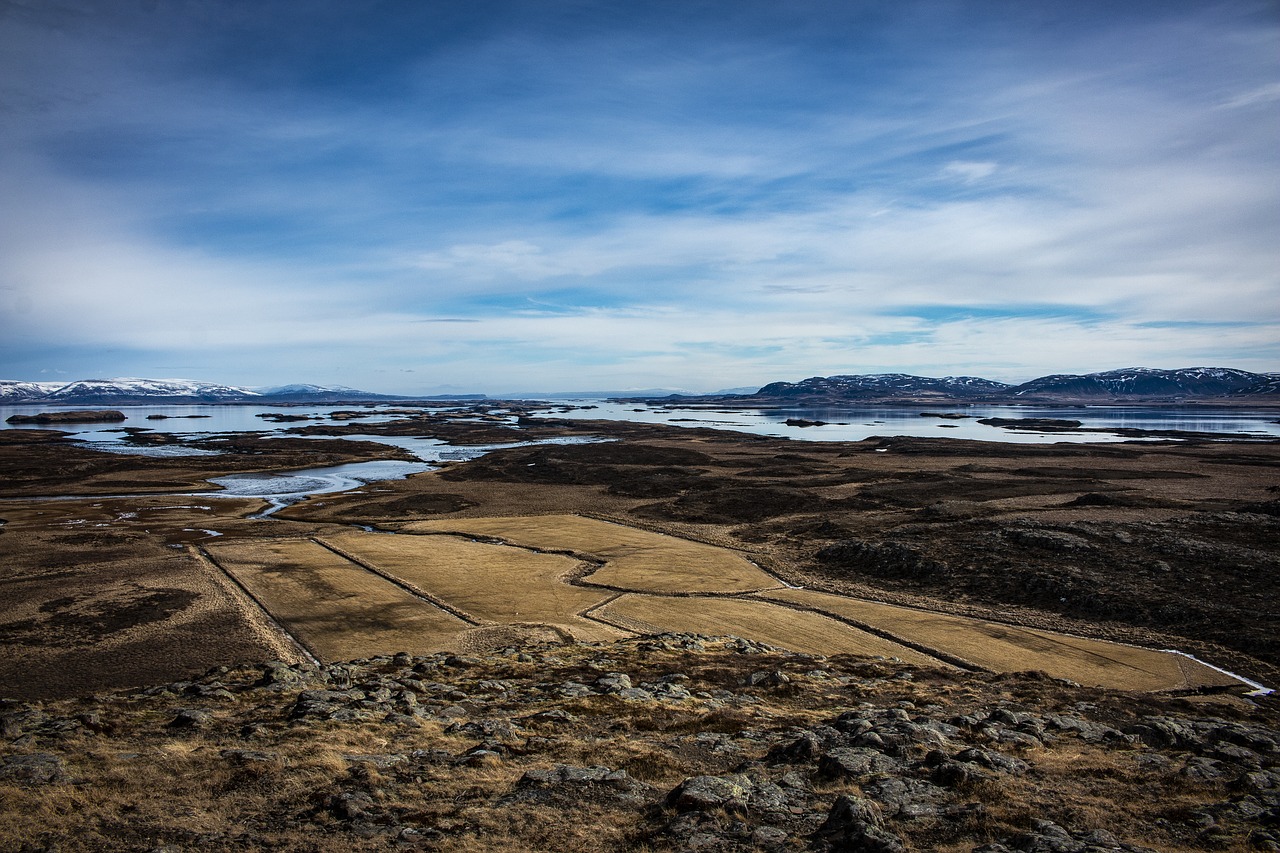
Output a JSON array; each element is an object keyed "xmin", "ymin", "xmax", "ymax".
[
  {"xmin": 1, "ymin": 405, "xmax": 1278, "ymax": 851},
  {"xmin": 2, "ymin": 408, "xmax": 1277, "ymax": 699}
]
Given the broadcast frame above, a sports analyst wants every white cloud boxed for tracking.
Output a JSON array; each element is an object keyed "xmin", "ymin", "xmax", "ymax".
[
  {"xmin": 1220, "ymin": 82, "xmax": 1280, "ymax": 109},
  {"xmin": 0, "ymin": 1, "xmax": 1275, "ymax": 392},
  {"xmin": 941, "ymin": 160, "xmax": 997, "ymax": 183}
]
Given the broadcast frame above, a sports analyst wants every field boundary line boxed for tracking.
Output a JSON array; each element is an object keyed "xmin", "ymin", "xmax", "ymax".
[
  {"xmin": 575, "ymin": 510, "xmax": 801, "ymax": 589},
  {"xmin": 381, "ymin": 526, "xmax": 650, "ymax": 594},
  {"xmin": 579, "ymin": 510, "xmax": 765, "ymax": 555},
  {"xmin": 582, "ymin": 594, "xmax": 664, "ymax": 635},
  {"xmin": 393, "ymin": 526, "xmax": 609, "ymax": 564},
  {"xmin": 774, "ymin": 574, "xmax": 1180, "ymax": 654},
  {"xmin": 193, "ymin": 545, "xmax": 321, "ymax": 666},
  {"xmin": 751, "ymin": 593, "xmax": 980, "ymax": 672},
  {"xmin": 408, "ymin": 518, "xmax": 790, "ymax": 597},
  {"xmin": 310, "ymin": 536, "xmax": 482, "ymax": 626},
  {"xmin": 769, "ymin": 583, "xmax": 1220, "ymax": 680}
]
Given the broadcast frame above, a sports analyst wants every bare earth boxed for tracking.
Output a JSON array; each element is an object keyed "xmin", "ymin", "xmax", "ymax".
[
  {"xmin": 1, "ymin": 411, "xmax": 1277, "ymax": 699},
  {"xmin": 1, "ymin": 407, "xmax": 1279, "ymax": 851}
]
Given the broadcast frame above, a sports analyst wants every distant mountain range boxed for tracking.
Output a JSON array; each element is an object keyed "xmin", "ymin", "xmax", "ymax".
[
  {"xmin": 2, "ymin": 368, "xmax": 1278, "ymax": 407},
  {"xmin": 0, "ymin": 378, "xmax": 411, "ymax": 405},
  {"xmin": 652, "ymin": 367, "xmax": 1280, "ymax": 404}
]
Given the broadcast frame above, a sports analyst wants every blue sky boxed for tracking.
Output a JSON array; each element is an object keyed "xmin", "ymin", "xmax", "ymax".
[{"xmin": 1, "ymin": 0, "xmax": 1276, "ymax": 394}]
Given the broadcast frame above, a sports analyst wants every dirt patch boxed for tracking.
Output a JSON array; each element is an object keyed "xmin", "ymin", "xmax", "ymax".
[
  {"xmin": 635, "ymin": 485, "xmax": 826, "ymax": 523},
  {"xmin": 440, "ymin": 442, "xmax": 716, "ymax": 493},
  {"xmin": 855, "ymin": 473, "xmax": 1115, "ymax": 506},
  {"xmin": 0, "ymin": 587, "xmax": 198, "ymax": 647}
]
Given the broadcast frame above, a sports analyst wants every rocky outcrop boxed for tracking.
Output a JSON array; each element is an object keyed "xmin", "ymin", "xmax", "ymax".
[
  {"xmin": 0, "ymin": 634, "xmax": 1276, "ymax": 851},
  {"xmin": 5, "ymin": 409, "xmax": 126, "ymax": 424}
]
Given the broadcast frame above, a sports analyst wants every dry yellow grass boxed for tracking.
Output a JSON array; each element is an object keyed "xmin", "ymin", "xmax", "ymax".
[
  {"xmin": 206, "ymin": 539, "xmax": 468, "ymax": 661},
  {"xmin": 318, "ymin": 531, "xmax": 625, "ymax": 642},
  {"xmin": 207, "ymin": 521, "xmax": 1247, "ymax": 692},
  {"xmin": 405, "ymin": 514, "xmax": 781, "ymax": 594},
  {"xmin": 760, "ymin": 588, "xmax": 1239, "ymax": 691},
  {"xmin": 594, "ymin": 593, "xmax": 946, "ymax": 665}
]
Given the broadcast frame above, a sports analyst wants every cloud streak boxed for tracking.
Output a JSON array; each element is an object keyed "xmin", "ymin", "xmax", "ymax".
[{"xmin": 0, "ymin": 0, "xmax": 1276, "ymax": 393}]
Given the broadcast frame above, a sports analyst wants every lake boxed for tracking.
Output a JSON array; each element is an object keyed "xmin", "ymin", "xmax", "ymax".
[
  {"xmin": 541, "ymin": 400, "xmax": 1280, "ymax": 443},
  {"xmin": 3, "ymin": 400, "xmax": 1279, "ymax": 448}
]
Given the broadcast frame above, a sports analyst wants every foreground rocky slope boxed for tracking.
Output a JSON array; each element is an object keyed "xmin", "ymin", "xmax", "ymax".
[{"xmin": 2, "ymin": 635, "xmax": 1277, "ymax": 852}]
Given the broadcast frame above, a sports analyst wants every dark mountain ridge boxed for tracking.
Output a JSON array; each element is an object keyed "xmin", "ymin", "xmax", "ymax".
[
  {"xmin": 755, "ymin": 373, "xmax": 1012, "ymax": 400},
  {"xmin": 635, "ymin": 367, "xmax": 1280, "ymax": 405},
  {"xmin": 3, "ymin": 367, "xmax": 1278, "ymax": 407},
  {"xmin": 1010, "ymin": 367, "xmax": 1274, "ymax": 400}
]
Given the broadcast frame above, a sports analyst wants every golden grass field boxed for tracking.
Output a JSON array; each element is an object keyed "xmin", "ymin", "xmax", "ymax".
[
  {"xmin": 405, "ymin": 514, "xmax": 780, "ymax": 594},
  {"xmin": 316, "ymin": 531, "xmax": 625, "ymax": 642},
  {"xmin": 205, "ymin": 539, "xmax": 468, "ymax": 660},
  {"xmin": 591, "ymin": 593, "xmax": 943, "ymax": 665},
  {"xmin": 200, "ymin": 515, "xmax": 1251, "ymax": 692},
  {"xmin": 759, "ymin": 588, "xmax": 1239, "ymax": 691}
]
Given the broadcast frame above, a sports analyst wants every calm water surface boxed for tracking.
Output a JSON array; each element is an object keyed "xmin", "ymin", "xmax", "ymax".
[
  {"xmin": 538, "ymin": 401, "xmax": 1280, "ymax": 443},
  {"xmin": 4, "ymin": 401, "xmax": 1279, "ymax": 447}
]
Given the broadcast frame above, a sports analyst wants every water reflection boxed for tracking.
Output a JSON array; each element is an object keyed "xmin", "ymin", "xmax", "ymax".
[
  {"xmin": 3, "ymin": 401, "xmax": 1278, "ymax": 450},
  {"xmin": 201, "ymin": 436, "xmax": 608, "ymax": 515},
  {"xmin": 205, "ymin": 459, "xmax": 436, "ymax": 517},
  {"xmin": 542, "ymin": 402, "xmax": 1280, "ymax": 443}
]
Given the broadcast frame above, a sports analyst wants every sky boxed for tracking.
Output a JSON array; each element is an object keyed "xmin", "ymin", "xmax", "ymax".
[{"xmin": 1, "ymin": 0, "xmax": 1277, "ymax": 395}]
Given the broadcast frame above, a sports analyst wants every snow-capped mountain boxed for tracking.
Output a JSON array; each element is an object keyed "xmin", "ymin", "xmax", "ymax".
[
  {"xmin": 1010, "ymin": 367, "xmax": 1273, "ymax": 400},
  {"xmin": 258, "ymin": 384, "xmax": 360, "ymax": 395},
  {"xmin": 255, "ymin": 384, "xmax": 403, "ymax": 402},
  {"xmin": 727, "ymin": 368, "xmax": 1278, "ymax": 404},
  {"xmin": 1240, "ymin": 374, "xmax": 1280, "ymax": 396},
  {"xmin": 3, "ymin": 369, "xmax": 1277, "ymax": 407},
  {"xmin": 44, "ymin": 378, "xmax": 261, "ymax": 404},
  {"xmin": 0, "ymin": 381, "xmax": 65, "ymax": 402},
  {"xmin": 753, "ymin": 374, "xmax": 1013, "ymax": 401},
  {"xmin": 0, "ymin": 378, "xmax": 403, "ymax": 405}
]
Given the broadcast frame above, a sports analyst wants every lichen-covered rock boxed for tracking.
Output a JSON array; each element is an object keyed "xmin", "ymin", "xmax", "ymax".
[
  {"xmin": 668, "ymin": 774, "xmax": 754, "ymax": 813},
  {"xmin": 974, "ymin": 818, "xmax": 1160, "ymax": 852},
  {"xmin": 513, "ymin": 764, "xmax": 652, "ymax": 806},
  {"xmin": 767, "ymin": 734, "xmax": 822, "ymax": 764},
  {"xmin": 594, "ymin": 672, "xmax": 632, "ymax": 692},
  {"xmin": 953, "ymin": 746, "xmax": 1029, "ymax": 776},
  {"xmin": 818, "ymin": 747, "xmax": 903, "ymax": 781},
  {"xmin": 167, "ymin": 708, "xmax": 212, "ymax": 729},
  {"xmin": 813, "ymin": 794, "xmax": 904, "ymax": 853},
  {"xmin": 521, "ymin": 764, "xmax": 593, "ymax": 783},
  {"xmin": 0, "ymin": 753, "xmax": 66, "ymax": 784}
]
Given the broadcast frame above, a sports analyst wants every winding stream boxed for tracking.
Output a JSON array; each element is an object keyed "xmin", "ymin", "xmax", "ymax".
[{"xmin": 202, "ymin": 436, "xmax": 607, "ymax": 517}]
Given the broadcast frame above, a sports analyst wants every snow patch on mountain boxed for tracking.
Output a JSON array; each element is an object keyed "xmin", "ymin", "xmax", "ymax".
[
  {"xmin": 756, "ymin": 374, "xmax": 1013, "ymax": 399},
  {"xmin": 1012, "ymin": 367, "xmax": 1272, "ymax": 399},
  {"xmin": 0, "ymin": 381, "xmax": 65, "ymax": 402},
  {"xmin": 46, "ymin": 378, "xmax": 260, "ymax": 401},
  {"xmin": 258, "ymin": 384, "xmax": 361, "ymax": 395}
]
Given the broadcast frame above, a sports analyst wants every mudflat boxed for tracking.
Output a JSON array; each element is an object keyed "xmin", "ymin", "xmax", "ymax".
[{"xmin": 1, "ymin": 409, "xmax": 1278, "ymax": 700}]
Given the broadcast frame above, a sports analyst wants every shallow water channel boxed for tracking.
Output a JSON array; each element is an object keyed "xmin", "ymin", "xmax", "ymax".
[
  {"xmin": 4, "ymin": 400, "xmax": 1278, "ymax": 507},
  {"xmin": 202, "ymin": 436, "xmax": 604, "ymax": 515}
]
